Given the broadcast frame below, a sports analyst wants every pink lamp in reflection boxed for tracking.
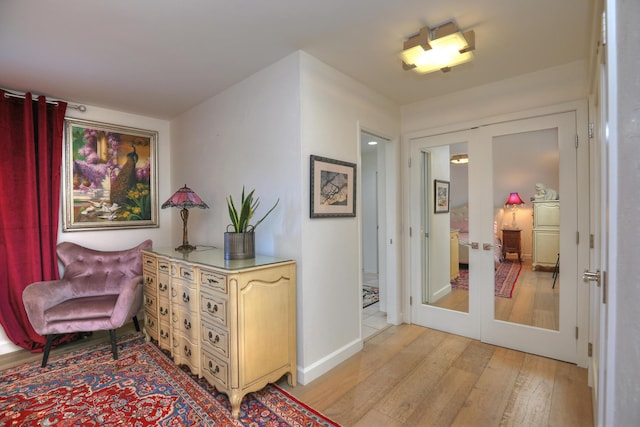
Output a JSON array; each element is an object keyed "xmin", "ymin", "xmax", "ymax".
[
  {"xmin": 162, "ymin": 185, "xmax": 209, "ymax": 252},
  {"xmin": 504, "ymin": 192, "xmax": 525, "ymax": 229}
]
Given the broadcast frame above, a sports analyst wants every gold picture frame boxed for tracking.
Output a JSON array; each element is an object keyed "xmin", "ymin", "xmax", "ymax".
[{"xmin": 62, "ymin": 118, "xmax": 159, "ymax": 231}]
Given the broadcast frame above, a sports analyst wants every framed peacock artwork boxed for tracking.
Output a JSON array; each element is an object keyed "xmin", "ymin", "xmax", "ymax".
[{"xmin": 62, "ymin": 118, "xmax": 159, "ymax": 231}]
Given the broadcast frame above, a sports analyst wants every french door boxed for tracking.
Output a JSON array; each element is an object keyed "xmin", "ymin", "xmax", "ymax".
[{"xmin": 409, "ymin": 107, "xmax": 588, "ymax": 363}]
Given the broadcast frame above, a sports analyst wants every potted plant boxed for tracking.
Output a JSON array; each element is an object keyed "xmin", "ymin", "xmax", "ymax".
[{"xmin": 224, "ymin": 187, "xmax": 279, "ymax": 260}]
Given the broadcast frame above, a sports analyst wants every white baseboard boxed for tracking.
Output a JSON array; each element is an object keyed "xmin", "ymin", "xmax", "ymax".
[
  {"xmin": 0, "ymin": 339, "xmax": 21, "ymax": 356},
  {"xmin": 297, "ymin": 338, "xmax": 363, "ymax": 385}
]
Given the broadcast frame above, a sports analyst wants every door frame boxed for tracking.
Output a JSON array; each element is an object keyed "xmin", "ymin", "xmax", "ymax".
[{"xmin": 402, "ymin": 99, "xmax": 590, "ymax": 367}]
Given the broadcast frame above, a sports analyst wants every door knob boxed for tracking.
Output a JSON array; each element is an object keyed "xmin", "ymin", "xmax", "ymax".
[{"xmin": 583, "ymin": 269, "xmax": 601, "ymax": 284}]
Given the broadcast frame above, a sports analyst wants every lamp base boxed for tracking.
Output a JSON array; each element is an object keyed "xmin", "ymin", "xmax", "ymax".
[{"xmin": 175, "ymin": 244, "xmax": 197, "ymax": 253}]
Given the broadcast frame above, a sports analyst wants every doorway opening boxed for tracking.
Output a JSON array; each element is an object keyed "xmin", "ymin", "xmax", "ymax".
[{"xmin": 361, "ymin": 130, "xmax": 391, "ymax": 339}]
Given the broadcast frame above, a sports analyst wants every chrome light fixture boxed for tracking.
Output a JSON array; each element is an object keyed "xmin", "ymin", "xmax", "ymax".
[{"xmin": 401, "ymin": 21, "xmax": 475, "ymax": 74}]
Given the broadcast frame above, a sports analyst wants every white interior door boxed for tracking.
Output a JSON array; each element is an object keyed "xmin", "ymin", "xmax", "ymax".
[
  {"xmin": 409, "ymin": 108, "xmax": 587, "ymax": 363},
  {"xmin": 409, "ymin": 129, "xmax": 480, "ymax": 339},
  {"xmin": 479, "ymin": 111, "xmax": 583, "ymax": 363}
]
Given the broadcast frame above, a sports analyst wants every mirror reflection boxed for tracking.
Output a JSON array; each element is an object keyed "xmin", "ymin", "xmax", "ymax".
[
  {"xmin": 429, "ymin": 142, "xmax": 469, "ymax": 313},
  {"xmin": 492, "ymin": 129, "xmax": 560, "ymax": 330}
]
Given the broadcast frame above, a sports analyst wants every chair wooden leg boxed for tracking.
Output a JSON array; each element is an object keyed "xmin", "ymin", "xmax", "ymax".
[
  {"xmin": 132, "ymin": 315, "xmax": 140, "ymax": 332},
  {"xmin": 109, "ymin": 330, "xmax": 118, "ymax": 360},
  {"xmin": 42, "ymin": 335, "xmax": 55, "ymax": 368}
]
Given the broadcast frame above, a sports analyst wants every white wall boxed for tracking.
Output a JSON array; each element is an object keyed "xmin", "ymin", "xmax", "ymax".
[
  {"xmin": 361, "ymin": 147, "xmax": 378, "ymax": 274},
  {"xmin": 299, "ymin": 52, "xmax": 400, "ymax": 383},
  {"xmin": 0, "ymin": 105, "xmax": 172, "ymax": 355},
  {"xmin": 402, "ymin": 60, "xmax": 588, "ymax": 134},
  {"xmin": 169, "ymin": 53, "xmax": 301, "ymax": 259}
]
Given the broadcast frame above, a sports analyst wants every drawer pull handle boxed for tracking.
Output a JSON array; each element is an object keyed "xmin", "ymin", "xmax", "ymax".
[
  {"xmin": 207, "ymin": 302, "xmax": 219, "ymax": 313},
  {"xmin": 208, "ymin": 331, "xmax": 220, "ymax": 343},
  {"xmin": 160, "ymin": 329, "xmax": 169, "ymax": 339},
  {"xmin": 160, "ymin": 307, "xmax": 168, "ymax": 316},
  {"xmin": 145, "ymin": 259, "xmax": 153, "ymax": 265},
  {"xmin": 182, "ymin": 292, "xmax": 190, "ymax": 303},
  {"xmin": 207, "ymin": 278, "xmax": 219, "ymax": 284},
  {"xmin": 183, "ymin": 271, "xmax": 191, "ymax": 278},
  {"xmin": 144, "ymin": 298, "xmax": 152, "ymax": 307},
  {"xmin": 208, "ymin": 361, "xmax": 220, "ymax": 374},
  {"xmin": 160, "ymin": 264, "xmax": 168, "ymax": 271},
  {"xmin": 148, "ymin": 319, "xmax": 155, "ymax": 327},
  {"xmin": 184, "ymin": 319, "xmax": 191, "ymax": 330},
  {"xmin": 159, "ymin": 283, "xmax": 167, "ymax": 291},
  {"xmin": 184, "ymin": 346, "xmax": 192, "ymax": 357}
]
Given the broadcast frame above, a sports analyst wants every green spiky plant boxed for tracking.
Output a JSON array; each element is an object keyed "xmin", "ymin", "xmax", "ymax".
[{"xmin": 226, "ymin": 187, "xmax": 279, "ymax": 233}]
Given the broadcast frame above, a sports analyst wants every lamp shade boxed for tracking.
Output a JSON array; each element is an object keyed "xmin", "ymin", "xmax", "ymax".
[
  {"xmin": 504, "ymin": 192, "xmax": 525, "ymax": 206},
  {"xmin": 162, "ymin": 185, "xmax": 209, "ymax": 209}
]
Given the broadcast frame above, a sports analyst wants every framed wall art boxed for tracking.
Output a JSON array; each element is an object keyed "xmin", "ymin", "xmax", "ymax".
[
  {"xmin": 434, "ymin": 179, "xmax": 450, "ymax": 214},
  {"xmin": 62, "ymin": 118, "xmax": 159, "ymax": 231},
  {"xmin": 310, "ymin": 155, "xmax": 357, "ymax": 218}
]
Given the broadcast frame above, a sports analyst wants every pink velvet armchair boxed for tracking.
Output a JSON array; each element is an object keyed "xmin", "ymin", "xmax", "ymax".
[{"xmin": 22, "ymin": 239, "xmax": 152, "ymax": 367}]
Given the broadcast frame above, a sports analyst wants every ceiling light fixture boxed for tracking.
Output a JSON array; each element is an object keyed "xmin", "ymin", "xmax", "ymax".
[
  {"xmin": 368, "ymin": 141, "xmax": 378, "ymax": 145},
  {"xmin": 450, "ymin": 153, "xmax": 469, "ymax": 164},
  {"xmin": 401, "ymin": 21, "xmax": 475, "ymax": 74}
]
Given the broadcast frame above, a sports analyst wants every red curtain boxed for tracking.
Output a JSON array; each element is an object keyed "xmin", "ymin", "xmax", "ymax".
[{"xmin": 0, "ymin": 91, "xmax": 67, "ymax": 350}]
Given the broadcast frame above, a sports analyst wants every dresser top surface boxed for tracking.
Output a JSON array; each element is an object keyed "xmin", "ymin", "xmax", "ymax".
[{"xmin": 143, "ymin": 246, "xmax": 294, "ymax": 271}]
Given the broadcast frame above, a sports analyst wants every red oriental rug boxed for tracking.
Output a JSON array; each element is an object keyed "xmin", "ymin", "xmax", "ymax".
[
  {"xmin": 451, "ymin": 260, "xmax": 522, "ymax": 298},
  {"xmin": 0, "ymin": 333, "xmax": 339, "ymax": 426}
]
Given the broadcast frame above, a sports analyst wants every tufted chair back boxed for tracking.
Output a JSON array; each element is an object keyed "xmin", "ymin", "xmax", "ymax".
[{"xmin": 57, "ymin": 241, "xmax": 149, "ymax": 297}]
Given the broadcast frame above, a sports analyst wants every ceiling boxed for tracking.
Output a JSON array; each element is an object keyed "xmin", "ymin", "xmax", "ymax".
[{"xmin": 0, "ymin": 0, "xmax": 595, "ymax": 119}]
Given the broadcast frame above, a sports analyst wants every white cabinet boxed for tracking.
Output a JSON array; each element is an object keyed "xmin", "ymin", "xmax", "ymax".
[
  {"xmin": 142, "ymin": 247, "xmax": 297, "ymax": 419},
  {"xmin": 532, "ymin": 201, "xmax": 559, "ymax": 270}
]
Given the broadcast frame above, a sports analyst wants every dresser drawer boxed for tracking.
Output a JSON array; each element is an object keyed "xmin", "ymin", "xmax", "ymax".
[
  {"xmin": 142, "ymin": 254, "xmax": 157, "ymax": 270},
  {"xmin": 201, "ymin": 349, "xmax": 229, "ymax": 389},
  {"xmin": 143, "ymin": 273, "xmax": 156, "ymax": 290},
  {"xmin": 172, "ymin": 309, "xmax": 198, "ymax": 341},
  {"xmin": 143, "ymin": 293, "xmax": 157, "ymax": 313},
  {"xmin": 158, "ymin": 321, "xmax": 171, "ymax": 350},
  {"xmin": 158, "ymin": 259, "xmax": 171, "ymax": 275},
  {"xmin": 158, "ymin": 299, "xmax": 171, "ymax": 323},
  {"xmin": 157, "ymin": 274, "xmax": 170, "ymax": 295},
  {"xmin": 200, "ymin": 269, "xmax": 227, "ymax": 294},
  {"xmin": 173, "ymin": 333, "xmax": 200, "ymax": 374},
  {"xmin": 200, "ymin": 292, "xmax": 227, "ymax": 326},
  {"xmin": 144, "ymin": 312, "xmax": 158, "ymax": 340},
  {"xmin": 201, "ymin": 320, "xmax": 229, "ymax": 358},
  {"xmin": 174, "ymin": 263, "xmax": 195, "ymax": 282},
  {"xmin": 171, "ymin": 281, "xmax": 198, "ymax": 313}
]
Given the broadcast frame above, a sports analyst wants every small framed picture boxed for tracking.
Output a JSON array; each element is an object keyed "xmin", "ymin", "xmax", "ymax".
[
  {"xmin": 434, "ymin": 179, "xmax": 450, "ymax": 214},
  {"xmin": 63, "ymin": 118, "xmax": 159, "ymax": 231},
  {"xmin": 310, "ymin": 155, "xmax": 357, "ymax": 218}
]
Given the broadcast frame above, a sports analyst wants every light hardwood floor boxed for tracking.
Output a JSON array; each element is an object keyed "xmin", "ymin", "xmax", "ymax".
[
  {"xmin": 280, "ymin": 324, "xmax": 593, "ymax": 427},
  {"xmin": 432, "ymin": 260, "xmax": 560, "ymax": 330}
]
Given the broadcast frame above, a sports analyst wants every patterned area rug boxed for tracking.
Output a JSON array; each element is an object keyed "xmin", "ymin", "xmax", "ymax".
[
  {"xmin": 0, "ymin": 333, "xmax": 339, "ymax": 426},
  {"xmin": 363, "ymin": 285, "xmax": 380, "ymax": 308},
  {"xmin": 451, "ymin": 260, "xmax": 522, "ymax": 298}
]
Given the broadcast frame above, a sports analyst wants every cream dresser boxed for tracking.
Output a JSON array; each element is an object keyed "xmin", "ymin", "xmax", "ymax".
[
  {"xmin": 142, "ymin": 247, "xmax": 297, "ymax": 419},
  {"xmin": 532, "ymin": 200, "xmax": 560, "ymax": 270}
]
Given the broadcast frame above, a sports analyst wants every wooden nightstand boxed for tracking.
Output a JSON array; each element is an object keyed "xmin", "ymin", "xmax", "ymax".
[{"xmin": 502, "ymin": 229, "xmax": 522, "ymax": 262}]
